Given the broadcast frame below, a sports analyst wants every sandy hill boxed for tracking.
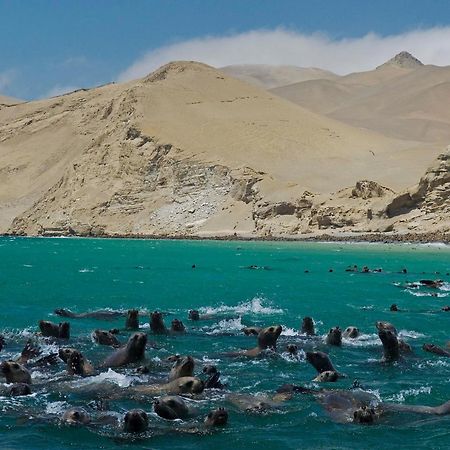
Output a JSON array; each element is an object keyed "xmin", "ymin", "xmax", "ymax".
[
  {"xmin": 0, "ymin": 61, "xmax": 445, "ymax": 238},
  {"xmin": 271, "ymin": 52, "xmax": 450, "ymax": 144},
  {"xmin": 0, "ymin": 94, "xmax": 23, "ymax": 106},
  {"xmin": 220, "ymin": 64, "xmax": 337, "ymax": 89}
]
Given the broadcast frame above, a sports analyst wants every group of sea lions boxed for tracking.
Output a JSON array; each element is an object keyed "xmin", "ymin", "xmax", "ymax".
[{"xmin": 1, "ymin": 273, "xmax": 449, "ymax": 439}]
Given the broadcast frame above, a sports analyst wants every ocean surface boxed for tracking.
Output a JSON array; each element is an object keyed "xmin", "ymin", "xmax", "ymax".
[{"xmin": 0, "ymin": 237, "xmax": 449, "ymax": 449}]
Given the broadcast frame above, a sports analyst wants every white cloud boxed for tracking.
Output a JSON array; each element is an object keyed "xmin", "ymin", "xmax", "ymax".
[
  {"xmin": 43, "ymin": 85, "xmax": 80, "ymax": 98},
  {"xmin": 0, "ymin": 69, "xmax": 16, "ymax": 91},
  {"xmin": 118, "ymin": 27, "xmax": 450, "ymax": 81}
]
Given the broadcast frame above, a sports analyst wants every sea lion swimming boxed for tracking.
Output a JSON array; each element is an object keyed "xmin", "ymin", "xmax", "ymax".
[
  {"xmin": 92, "ymin": 329, "xmax": 120, "ymax": 347},
  {"xmin": 39, "ymin": 320, "xmax": 70, "ymax": 339},
  {"xmin": 343, "ymin": 326, "xmax": 360, "ymax": 339},
  {"xmin": 102, "ymin": 332, "xmax": 147, "ymax": 368},
  {"xmin": 204, "ymin": 407, "xmax": 228, "ymax": 426},
  {"xmin": 58, "ymin": 347, "xmax": 78, "ymax": 363},
  {"xmin": 231, "ymin": 325, "xmax": 282, "ymax": 357},
  {"xmin": 301, "ymin": 317, "xmax": 315, "ymax": 336},
  {"xmin": 123, "ymin": 409, "xmax": 149, "ymax": 433},
  {"xmin": 168, "ymin": 355, "xmax": 194, "ymax": 381},
  {"xmin": 202, "ymin": 365, "xmax": 225, "ymax": 389},
  {"xmin": 313, "ymin": 370, "xmax": 339, "ymax": 383},
  {"xmin": 154, "ymin": 395, "xmax": 190, "ymax": 420},
  {"xmin": 286, "ymin": 344, "xmax": 298, "ymax": 356},
  {"xmin": 62, "ymin": 407, "xmax": 91, "ymax": 425},
  {"xmin": 423, "ymin": 343, "xmax": 450, "ymax": 357},
  {"xmin": 378, "ymin": 329, "xmax": 400, "ymax": 361},
  {"xmin": 171, "ymin": 319, "xmax": 186, "ymax": 333},
  {"xmin": 150, "ymin": 311, "xmax": 167, "ymax": 334},
  {"xmin": 133, "ymin": 376, "xmax": 205, "ymax": 396},
  {"xmin": 0, "ymin": 335, "xmax": 5, "ymax": 351},
  {"xmin": 306, "ymin": 351, "xmax": 337, "ymax": 374},
  {"xmin": 8, "ymin": 383, "xmax": 32, "ymax": 397},
  {"xmin": 0, "ymin": 361, "xmax": 32, "ymax": 384},
  {"xmin": 125, "ymin": 309, "xmax": 139, "ymax": 330},
  {"xmin": 326, "ymin": 327, "xmax": 342, "ymax": 346}
]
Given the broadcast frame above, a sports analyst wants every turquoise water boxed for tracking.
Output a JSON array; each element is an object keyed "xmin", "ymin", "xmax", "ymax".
[{"xmin": 0, "ymin": 237, "xmax": 449, "ymax": 449}]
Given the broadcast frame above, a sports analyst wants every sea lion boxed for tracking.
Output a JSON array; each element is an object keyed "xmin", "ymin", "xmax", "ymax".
[
  {"xmin": 343, "ymin": 326, "xmax": 359, "ymax": 339},
  {"xmin": 390, "ymin": 304, "xmax": 399, "ymax": 312},
  {"xmin": 169, "ymin": 355, "xmax": 194, "ymax": 381},
  {"xmin": 150, "ymin": 311, "xmax": 167, "ymax": 334},
  {"xmin": 39, "ymin": 320, "xmax": 70, "ymax": 339},
  {"xmin": 202, "ymin": 365, "xmax": 225, "ymax": 389},
  {"xmin": 102, "ymin": 332, "xmax": 147, "ymax": 368},
  {"xmin": 237, "ymin": 325, "xmax": 282, "ymax": 357},
  {"xmin": 0, "ymin": 361, "xmax": 32, "ymax": 384},
  {"xmin": 126, "ymin": 309, "xmax": 139, "ymax": 330},
  {"xmin": 67, "ymin": 350, "xmax": 95, "ymax": 377},
  {"xmin": 188, "ymin": 310, "xmax": 201, "ymax": 321},
  {"xmin": 419, "ymin": 279, "xmax": 443, "ymax": 288},
  {"xmin": 313, "ymin": 370, "xmax": 339, "ymax": 383},
  {"xmin": 378, "ymin": 329, "xmax": 399, "ymax": 361},
  {"xmin": 242, "ymin": 326, "xmax": 261, "ymax": 336},
  {"xmin": 326, "ymin": 327, "xmax": 342, "ymax": 346},
  {"xmin": 301, "ymin": 317, "xmax": 315, "ymax": 336},
  {"xmin": 62, "ymin": 407, "xmax": 91, "ymax": 425},
  {"xmin": 171, "ymin": 319, "xmax": 186, "ymax": 333},
  {"xmin": 376, "ymin": 321, "xmax": 398, "ymax": 336},
  {"xmin": 15, "ymin": 339, "xmax": 41, "ymax": 365},
  {"xmin": 353, "ymin": 405, "xmax": 377, "ymax": 424},
  {"xmin": 133, "ymin": 376, "xmax": 204, "ymax": 395},
  {"xmin": 286, "ymin": 344, "xmax": 298, "ymax": 355},
  {"xmin": 0, "ymin": 335, "xmax": 5, "ymax": 351},
  {"xmin": 204, "ymin": 407, "xmax": 228, "ymax": 427},
  {"xmin": 55, "ymin": 308, "xmax": 125, "ymax": 320},
  {"xmin": 58, "ymin": 347, "xmax": 78, "ymax": 363},
  {"xmin": 123, "ymin": 409, "xmax": 149, "ymax": 433},
  {"xmin": 423, "ymin": 343, "xmax": 450, "ymax": 357},
  {"xmin": 8, "ymin": 383, "xmax": 31, "ymax": 397},
  {"xmin": 154, "ymin": 395, "xmax": 190, "ymax": 420},
  {"xmin": 227, "ymin": 393, "xmax": 278, "ymax": 413},
  {"xmin": 92, "ymin": 329, "xmax": 120, "ymax": 347},
  {"xmin": 306, "ymin": 351, "xmax": 337, "ymax": 374}
]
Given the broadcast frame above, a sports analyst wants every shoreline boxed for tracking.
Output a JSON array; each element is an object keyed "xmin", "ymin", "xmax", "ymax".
[{"xmin": 2, "ymin": 231, "xmax": 449, "ymax": 245}]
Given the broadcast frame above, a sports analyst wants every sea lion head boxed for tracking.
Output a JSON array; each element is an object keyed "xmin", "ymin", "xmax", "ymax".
[
  {"xmin": 313, "ymin": 370, "xmax": 339, "ymax": 382},
  {"xmin": 0, "ymin": 335, "xmax": 5, "ymax": 351},
  {"xmin": 378, "ymin": 329, "xmax": 399, "ymax": 360},
  {"xmin": 150, "ymin": 311, "xmax": 166, "ymax": 333},
  {"xmin": 0, "ymin": 361, "xmax": 31, "ymax": 384},
  {"xmin": 126, "ymin": 309, "xmax": 139, "ymax": 330},
  {"xmin": 123, "ymin": 409, "xmax": 149, "ymax": 433},
  {"xmin": 301, "ymin": 316, "xmax": 315, "ymax": 335},
  {"xmin": 188, "ymin": 310, "xmax": 200, "ymax": 321},
  {"xmin": 353, "ymin": 406, "xmax": 376, "ymax": 424},
  {"xmin": 375, "ymin": 321, "xmax": 397, "ymax": 336},
  {"xmin": 171, "ymin": 355, "xmax": 194, "ymax": 379},
  {"xmin": 343, "ymin": 326, "xmax": 360, "ymax": 339},
  {"xmin": 126, "ymin": 332, "xmax": 147, "ymax": 359},
  {"xmin": 171, "ymin": 318, "xmax": 185, "ymax": 333},
  {"xmin": 305, "ymin": 351, "xmax": 335, "ymax": 373},
  {"xmin": 286, "ymin": 344, "xmax": 298, "ymax": 355},
  {"xmin": 204, "ymin": 407, "xmax": 228, "ymax": 426},
  {"xmin": 58, "ymin": 322, "xmax": 70, "ymax": 339},
  {"xmin": 62, "ymin": 407, "xmax": 91, "ymax": 425},
  {"xmin": 38, "ymin": 320, "xmax": 59, "ymax": 337},
  {"xmin": 153, "ymin": 395, "xmax": 189, "ymax": 420},
  {"xmin": 92, "ymin": 329, "xmax": 119, "ymax": 346},
  {"xmin": 58, "ymin": 347, "xmax": 77, "ymax": 363},
  {"xmin": 326, "ymin": 327, "xmax": 342, "ymax": 346},
  {"xmin": 202, "ymin": 364, "xmax": 218, "ymax": 375},
  {"xmin": 175, "ymin": 376, "xmax": 204, "ymax": 394},
  {"xmin": 390, "ymin": 304, "xmax": 399, "ymax": 312},
  {"xmin": 257, "ymin": 325, "xmax": 282, "ymax": 350},
  {"xmin": 8, "ymin": 383, "xmax": 32, "ymax": 397}
]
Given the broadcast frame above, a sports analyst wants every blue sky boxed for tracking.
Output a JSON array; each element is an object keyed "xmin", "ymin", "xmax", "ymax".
[{"xmin": 2, "ymin": 0, "xmax": 450, "ymax": 99}]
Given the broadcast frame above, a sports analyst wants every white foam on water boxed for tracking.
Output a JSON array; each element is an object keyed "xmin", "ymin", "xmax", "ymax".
[
  {"xmin": 74, "ymin": 368, "xmax": 139, "ymax": 388},
  {"xmin": 207, "ymin": 317, "xmax": 244, "ymax": 335},
  {"xmin": 406, "ymin": 289, "xmax": 448, "ymax": 298},
  {"xmin": 200, "ymin": 297, "xmax": 283, "ymax": 316},
  {"xmin": 399, "ymin": 330, "xmax": 426, "ymax": 339},
  {"xmin": 342, "ymin": 333, "xmax": 381, "ymax": 347},
  {"xmin": 386, "ymin": 386, "xmax": 432, "ymax": 402},
  {"xmin": 281, "ymin": 327, "xmax": 298, "ymax": 337},
  {"xmin": 78, "ymin": 268, "xmax": 95, "ymax": 273},
  {"xmin": 45, "ymin": 401, "xmax": 69, "ymax": 415},
  {"xmin": 280, "ymin": 349, "xmax": 306, "ymax": 363}
]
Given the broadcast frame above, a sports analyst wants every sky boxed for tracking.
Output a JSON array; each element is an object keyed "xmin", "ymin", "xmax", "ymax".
[{"xmin": 2, "ymin": 0, "xmax": 450, "ymax": 99}]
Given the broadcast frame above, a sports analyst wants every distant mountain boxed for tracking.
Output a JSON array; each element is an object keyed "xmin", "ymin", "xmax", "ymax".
[
  {"xmin": 219, "ymin": 64, "xmax": 337, "ymax": 89},
  {"xmin": 271, "ymin": 52, "xmax": 450, "ymax": 143}
]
